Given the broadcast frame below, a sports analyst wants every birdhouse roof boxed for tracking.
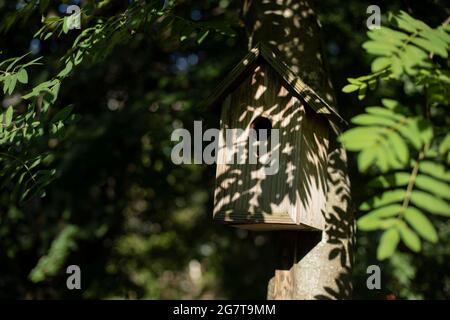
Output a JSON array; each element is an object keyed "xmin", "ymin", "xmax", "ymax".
[{"xmin": 203, "ymin": 43, "xmax": 347, "ymax": 127}]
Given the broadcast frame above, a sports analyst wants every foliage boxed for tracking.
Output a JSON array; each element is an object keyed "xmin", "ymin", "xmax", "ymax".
[
  {"xmin": 0, "ymin": 0, "xmax": 254, "ymax": 299},
  {"xmin": 1, "ymin": 0, "xmax": 235, "ymax": 205},
  {"xmin": 340, "ymin": 11, "xmax": 450, "ymax": 260},
  {"xmin": 1, "ymin": 0, "xmax": 449, "ymax": 300},
  {"xmin": 29, "ymin": 224, "xmax": 79, "ymax": 282}
]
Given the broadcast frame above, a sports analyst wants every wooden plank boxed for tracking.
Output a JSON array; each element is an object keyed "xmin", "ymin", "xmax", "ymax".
[
  {"xmin": 271, "ymin": 233, "xmax": 297, "ymax": 299},
  {"xmin": 294, "ymin": 104, "xmax": 329, "ymax": 230},
  {"xmin": 232, "ymin": 224, "xmax": 316, "ymax": 231},
  {"xmin": 214, "ymin": 210, "xmax": 296, "ymax": 225},
  {"xmin": 259, "ymin": 43, "xmax": 346, "ymax": 125},
  {"xmin": 213, "ymin": 64, "xmax": 298, "ymax": 227},
  {"xmin": 202, "ymin": 47, "xmax": 260, "ymax": 112},
  {"xmin": 213, "ymin": 62, "xmax": 327, "ymax": 230},
  {"xmin": 203, "ymin": 42, "xmax": 347, "ymax": 127}
]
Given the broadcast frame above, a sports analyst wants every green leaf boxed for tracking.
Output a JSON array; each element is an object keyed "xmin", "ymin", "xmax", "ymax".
[
  {"xmin": 371, "ymin": 57, "xmax": 391, "ymax": 72},
  {"xmin": 73, "ymin": 50, "xmax": 83, "ymax": 66},
  {"xmin": 360, "ymin": 190, "xmax": 406, "ymax": 210},
  {"xmin": 342, "ymin": 84, "xmax": 359, "ymax": 93},
  {"xmin": 357, "ymin": 148, "xmax": 377, "ymax": 172},
  {"xmin": 410, "ymin": 191, "xmax": 450, "ymax": 216},
  {"xmin": 379, "ymin": 218, "xmax": 401, "ymax": 230},
  {"xmin": 377, "ymin": 228, "xmax": 400, "ymax": 260},
  {"xmin": 390, "ymin": 10, "xmax": 429, "ymax": 33},
  {"xmin": 374, "ymin": 145, "xmax": 389, "ymax": 172},
  {"xmin": 365, "ymin": 106, "xmax": 400, "ymax": 120},
  {"xmin": 415, "ymin": 174, "xmax": 450, "ymax": 200},
  {"xmin": 411, "ymin": 37, "xmax": 448, "ymax": 58},
  {"xmin": 381, "ymin": 98, "xmax": 400, "ymax": 110},
  {"xmin": 368, "ymin": 79, "xmax": 377, "ymax": 90},
  {"xmin": 57, "ymin": 61, "xmax": 73, "ymax": 78},
  {"xmin": 387, "ymin": 131, "xmax": 409, "ymax": 164},
  {"xmin": 29, "ymin": 224, "xmax": 79, "ymax": 282},
  {"xmin": 362, "ymin": 41, "xmax": 395, "ymax": 56},
  {"xmin": 403, "ymin": 207, "xmax": 438, "ymax": 243},
  {"xmin": 397, "ymin": 118, "xmax": 423, "ymax": 150},
  {"xmin": 5, "ymin": 52, "xmax": 30, "ymax": 72},
  {"xmin": 44, "ymin": 31, "xmax": 53, "ymax": 40},
  {"xmin": 389, "ymin": 14, "xmax": 415, "ymax": 33},
  {"xmin": 51, "ymin": 105, "xmax": 74, "ymax": 123},
  {"xmin": 63, "ymin": 17, "xmax": 69, "ymax": 34},
  {"xmin": 351, "ymin": 114, "xmax": 397, "ymax": 126},
  {"xmin": 17, "ymin": 68, "xmax": 28, "ymax": 84},
  {"xmin": 417, "ymin": 119, "xmax": 433, "ymax": 145},
  {"xmin": 390, "ymin": 56, "xmax": 403, "ymax": 78},
  {"xmin": 4, "ymin": 105, "xmax": 13, "ymax": 127},
  {"xmin": 357, "ymin": 216, "xmax": 381, "ymax": 231},
  {"xmin": 382, "ymin": 142, "xmax": 403, "ymax": 169},
  {"xmin": 2, "ymin": 74, "xmax": 10, "ymax": 94},
  {"xmin": 363, "ymin": 204, "xmax": 403, "ymax": 219},
  {"xmin": 197, "ymin": 30, "xmax": 209, "ymax": 44},
  {"xmin": 358, "ymin": 216, "xmax": 399, "ymax": 231},
  {"xmin": 419, "ymin": 161, "xmax": 450, "ymax": 182},
  {"xmin": 347, "ymin": 78, "xmax": 362, "ymax": 85},
  {"xmin": 398, "ymin": 223, "xmax": 421, "ymax": 252},
  {"xmin": 439, "ymin": 134, "xmax": 450, "ymax": 155},
  {"xmin": 0, "ymin": 57, "xmax": 18, "ymax": 70},
  {"xmin": 436, "ymin": 26, "xmax": 450, "ymax": 44},
  {"xmin": 3, "ymin": 73, "xmax": 17, "ymax": 94},
  {"xmin": 28, "ymin": 157, "xmax": 42, "ymax": 170},
  {"xmin": 368, "ymin": 27, "xmax": 408, "ymax": 43},
  {"xmin": 22, "ymin": 80, "xmax": 54, "ymax": 100},
  {"xmin": 339, "ymin": 127, "xmax": 382, "ymax": 151},
  {"xmin": 402, "ymin": 45, "xmax": 428, "ymax": 73},
  {"xmin": 358, "ymin": 85, "xmax": 367, "ymax": 100},
  {"xmin": 399, "ymin": 11, "xmax": 430, "ymax": 31},
  {"xmin": 368, "ymin": 172, "xmax": 410, "ymax": 188},
  {"xmin": 6, "ymin": 74, "xmax": 17, "ymax": 94}
]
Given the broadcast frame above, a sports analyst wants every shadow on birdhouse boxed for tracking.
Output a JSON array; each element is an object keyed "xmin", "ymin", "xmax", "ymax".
[{"xmin": 204, "ymin": 43, "xmax": 346, "ymax": 231}]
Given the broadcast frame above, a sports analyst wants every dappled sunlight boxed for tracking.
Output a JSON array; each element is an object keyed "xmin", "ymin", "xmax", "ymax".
[
  {"xmin": 213, "ymin": 60, "xmax": 329, "ymax": 231},
  {"xmin": 238, "ymin": 0, "xmax": 353, "ymax": 300}
]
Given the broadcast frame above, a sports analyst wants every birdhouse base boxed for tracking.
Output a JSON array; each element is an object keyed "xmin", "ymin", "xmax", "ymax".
[
  {"xmin": 232, "ymin": 224, "xmax": 320, "ymax": 231},
  {"xmin": 213, "ymin": 211, "xmax": 321, "ymax": 231}
]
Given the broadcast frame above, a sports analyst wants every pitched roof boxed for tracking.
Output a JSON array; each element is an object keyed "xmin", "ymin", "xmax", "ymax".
[{"xmin": 203, "ymin": 43, "xmax": 347, "ymax": 126}]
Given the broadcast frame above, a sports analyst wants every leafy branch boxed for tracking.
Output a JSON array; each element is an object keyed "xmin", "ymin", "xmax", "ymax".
[
  {"xmin": 342, "ymin": 11, "xmax": 450, "ymax": 100},
  {"xmin": 340, "ymin": 10, "xmax": 450, "ymax": 260}
]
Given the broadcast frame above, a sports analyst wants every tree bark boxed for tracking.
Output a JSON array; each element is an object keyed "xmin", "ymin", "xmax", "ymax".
[{"xmin": 242, "ymin": 0, "xmax": 355, "ymax": 300}]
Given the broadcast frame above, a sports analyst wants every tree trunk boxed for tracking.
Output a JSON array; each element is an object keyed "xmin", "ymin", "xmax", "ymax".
[{"xmin": 242, "ymin": 0, "xmax": 355, "ymax": 300}]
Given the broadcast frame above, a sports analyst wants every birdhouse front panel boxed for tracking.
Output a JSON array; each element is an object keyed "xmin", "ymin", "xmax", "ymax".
[{"xmin": 213, "ymin": 62, "xmax": 329, "ymax": 231}]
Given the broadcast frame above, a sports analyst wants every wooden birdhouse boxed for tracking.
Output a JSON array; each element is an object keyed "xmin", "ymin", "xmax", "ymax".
[{"xmin": 204, "ymin": 43, "xmax": 345, "ymax": 231}]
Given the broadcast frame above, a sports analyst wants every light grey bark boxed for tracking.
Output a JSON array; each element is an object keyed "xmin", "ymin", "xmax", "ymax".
[{"xmin": 242, "ymin": 0, "xmax": 355, "ymax": 300}]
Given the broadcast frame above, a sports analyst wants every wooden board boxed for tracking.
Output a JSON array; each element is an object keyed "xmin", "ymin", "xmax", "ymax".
[
  {"xmin": 213, "ymin": 62, "xmax": 329, "ymax": 230},
  {"xmin": 202, "ymin": 42, "xmax": 346, "ymax": 127}
]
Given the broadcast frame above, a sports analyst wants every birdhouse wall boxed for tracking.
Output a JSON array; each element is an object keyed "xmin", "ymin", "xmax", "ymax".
[{"xmin": 213, "ymin": 62, "xmax": 329, "ymax": 231}]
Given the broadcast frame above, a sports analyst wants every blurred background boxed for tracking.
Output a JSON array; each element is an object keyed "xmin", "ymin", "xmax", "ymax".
[{"xmin": 0, "ymin": 0, "xmax": 449, "ymax": 299}]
